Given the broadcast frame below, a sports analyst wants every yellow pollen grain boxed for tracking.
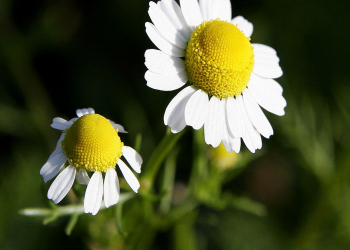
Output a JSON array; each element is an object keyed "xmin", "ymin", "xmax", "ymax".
[
  {"xmin": 185, "ymin": 19, "xmax": 255, "ymax": 98},
  {"xmin": 62, "ymin": 114, "xmax": 123, "ymax": 172}
]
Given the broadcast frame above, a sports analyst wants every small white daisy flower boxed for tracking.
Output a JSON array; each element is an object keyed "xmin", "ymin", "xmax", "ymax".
[
  {"xmin": 40, "ymin": 108, "xmax": 142, "ymax": 215},
  {"xmin": 144, "ymin": 0, "xmax": 287, "ymax": 153}
]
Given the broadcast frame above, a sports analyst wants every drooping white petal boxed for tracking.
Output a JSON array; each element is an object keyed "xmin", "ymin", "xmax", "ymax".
[
  {"xmin": 180, "ymin": 0, "xmax": 203, "ymax": 31},
  {"xmin": 77, "ymin": 169, "xmax": 90, "ymax": 185},
  {"xmin": 145, "ymin": 22, "xmax": 185, "ymax": 57},
  {"xmin": 84, "ymin": 171, "xmax": 103, "ymax": 215},
  {"xmin": 158, "ymin": 0, "xmax": 192, "ymax": 41},
  {"xmin": 184, "ymin": 89, "xmax": 209, "ymax": 130},
  {"xmin": 109, "ymin": 120, "xmax": 127, "ymax": 133},
  {"xmin": 145, "ymin": 49, "xmax": 185, "ymax": 75},
  {"xmin": 76, "ymin": 108, "xmax": 94, "ymax": 117},
  {"xmin": 199, "ymin": 0, "xmax": 214, "ymax": 21},
  {"xmin": 122, "ymin": 146, "xmax": 142, "ymax": 174},
  {"xmin": 222, "ymin": 118, "xmax": 241, "ymax": 153},
  {"xmin": 103, "ymin": 168, "xmax": 120, "ymax": 208},
  {"xmin": 248, "ymin": 74, "xmax": 286, "ymax": 116},
  {"xmin": 117, "ymin": 159, "xmax": 140, "ymax": 193},
  {"xmin": 212, "ymin": 0, "xmax": 232, "ymax": 21},
  {"xmin": 231, "ymin": 16, "xmax": 253, "ymax": 38},
  {"xmin": 236, "ymin": 95, "xmax": 262, "ymax": 153},
  {"xmin": 40, "ymin": 146, "xmax": 67, "ymax": 182},
  {"xmin": 252, "ymin": 44, "xmax": 283, "ymax": 79},
  {"xmin": 51, "ymin": 117, "xmax": 70, "ymax": 131},
  {"xmin": 47, "ymin": 165, "xmax": 76, "ymax": 204},
  {"xmin": 231, "ymin": 137, "xmax": 241, "ymax": 153},
  {"xmin": 145, "ymin": 70, "xmax": 187, "ymax": 91},
  {"xmin": 226, "ymin": 96, "xmax": 245, "ymax": 138},
  {"xmin": 204, "ymin": 96, "xmax": 225, "ymax": 148},
  {"xmin": 149, "ymin": 2, "xmax": 187, "ymax": 49},
  {"xmin": 56, "ymin": 133, "xmax": 65, "ymax": 147},
  {"xmin": 164, "ymin": 86, "xmax": 196, "ymax": 133},
  {"xmin": 243, "ymin": 88, "xmax": 273, "ymax": 138}
]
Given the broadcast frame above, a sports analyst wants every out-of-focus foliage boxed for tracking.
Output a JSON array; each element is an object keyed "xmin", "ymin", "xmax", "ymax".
[{"xmin": 1, "ymin": 0, "xmax": 350, "ymax": 249}]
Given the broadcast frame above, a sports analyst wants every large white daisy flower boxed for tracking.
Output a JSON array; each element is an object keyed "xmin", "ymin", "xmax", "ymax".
[
  {"xmin": 144, "ymin": 0, "xmax": 287, "ymax": 153},
  {"xmin": 40, "ymin": 108, "xmax": 142, "ymax": 215}
]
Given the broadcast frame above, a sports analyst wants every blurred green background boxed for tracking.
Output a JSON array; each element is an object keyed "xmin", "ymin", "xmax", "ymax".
[{"xmin": 1, "ymin": 0, "xmax": 350, "ymax": 249}]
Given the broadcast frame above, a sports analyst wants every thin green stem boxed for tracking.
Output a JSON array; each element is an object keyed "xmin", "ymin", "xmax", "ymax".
[
  {"xmin": 20, "ymin": 193, "xmax": 135, "ymax": 220},
  {"xmin": 159, "ymin": 147, "xmax": 179, "ymax": 215},
  {"xmin": 141, "ymin": 128, "xmax": 186, "ymax": 192}
]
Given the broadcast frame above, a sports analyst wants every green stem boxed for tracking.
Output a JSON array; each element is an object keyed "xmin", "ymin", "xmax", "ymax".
[
  {"xmin": 20, "ymin": 193, "xmax": 135, "ymax": 220},
  {"xmin": 159, "ymin": 147, "xmax": 179, "ymax": 215},
  {"xmin": 141, "ymin": 128, "xmax": 186, "ymax": 192},
  {"xmin": 172, "ymin": 209, "xmax": 199, "ymax": 250},
  {"xmin": 189, "ymin": 129, "xmax": 208, "ymax": 192}
]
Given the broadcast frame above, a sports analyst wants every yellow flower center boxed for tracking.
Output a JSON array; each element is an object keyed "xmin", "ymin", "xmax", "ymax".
[
  {"xmin": 185, "ymin": 19, "xmax": 255, "ymax": 98},
  {"xmin": 62, "ymin": 114, "xmax": 123, "ymax": 172}
]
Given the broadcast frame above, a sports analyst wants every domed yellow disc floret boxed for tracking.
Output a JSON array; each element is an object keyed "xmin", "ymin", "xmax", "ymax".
[
  {"xmin": 185, "ymin": 19, "xmax": 255, "ymax": 98},
  {"xmin": 62, "ymin": 114, "xmax": 124, "ymax": 172}
]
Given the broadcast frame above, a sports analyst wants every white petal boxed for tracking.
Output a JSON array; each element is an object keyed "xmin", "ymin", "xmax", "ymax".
[
  {"xmin": 76, "ymin": 108, "xmax": 94, "ymax": 117},
  {"xmin": 252, "ymin": 43, "xmax": 277, "ymax": 55},
  {"xmin": 76, "ymin": 109, "xmax": 84, "ymax": 117},
  {"xmin": 248, "ymin": 74, "xmax": 286, "ymax": 116},
  {"xmin": 145, "ymin": 70, "xmax": 187, "ymax": 91},
  {"xmin": 158, "ymin": 0, "xmax": 192, "ymax": 41},
  {"xmin": 252, "ymin": 44, "xmax": 283, "ymax": 79},
  {"xmin": 231, "ymin": 137, "xmax": 241, "ymax": 153},
  {"xmin": 199, "ymin": 0, "xmax": 214, "ymax": 21},
  {"xmin": 145, "ymin": 49, "xmax": 185, "ymax": 75},
  {"xmin": 51, "ymin": 117, "xmax": 70, "ymax": 131},
  {"xmin": 243, "ymin": 88, "xmax": 273, "ymax": 138},
  {"xmin": 222, "ymin": 119, "xmax": 241, "ymax": 153},
  {"xmin": 76, "ymin": 169, "xmax": 90, "ymax": 185},
  {"xmin": 40, "ymin": 146, "xmax": 67, "ymax": 182},
  {"xmin": 47, "ymin": 165, "xmax": 76, "ymax": 204},
  {"xmin": 145, "ymin": 22, "xmax": 185, "ymax": 57},
  {"xmin": 204, "ymin": 97, "xmax": 225, "ymax": 148},
  {"xmin": 236, "ymin": 95, "xmax": 262, "ymax": 153},
  {"xmin": 184, "ymin": 89, "xmax": 209, "ymax": 130},
  {"xmin": 117, "ymin": 159, "xmax": 140, "ymax": 193},
  {"xmin": 212, "ymin": 0, "xmax": 232, "ymax": 21},
  {"xmin": 250, "ymin": 72, "xmax": 283, "ymax": 95},
  {"xmin": 180, "ymin": 0, "xmax": 203, "ymax": 31},
  {"xmin": 87, "ymin": 108, "xmax": 95, "ymax": 114},
  {"xmin": 164, "ymin": 86, "xmax": 196, "ymax": 133},
  {"xmin": 255, "ymin": 53, "xmax": 280, "ymax": 66},
  {"xmin": 109, "ymin": 120, "xmax": 127, "ymax": 133},
  {"xmin": 122, "ymin": 146, "xmax": 142, "ymax": 174},
  {"xmin": 226, "ymin": 96, "xmax": 245, "ymax": 138},
  {"xmin": 56, "ymin": 133, "xmax": 65, "ymax": 147},
  {"xmin": 84, "ymin": 172, "xmax": 103, "ymax": 215},
  {"xmin": 231, "ymin": 16, "xmax": 253, "ymax": 38},
  {"xmin": 103, "ymin": 168, "xmax": 120, "ymax": 208},
  {"xmin": 149, "ymin": 2, "xmax": 187, "ymax": 49},
  {"xmin": 253, "ymin": 63, "xmax": 283, "ymax": 79}
]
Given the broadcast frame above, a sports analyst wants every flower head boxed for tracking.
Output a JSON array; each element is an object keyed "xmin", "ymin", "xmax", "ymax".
[
  {"xmin": 145, "ymin": 0, "xmax": 286, "ymax": 153},
  {"xmin": 40, "ymin": 108, "xmax": 142, "ymax": 215}
]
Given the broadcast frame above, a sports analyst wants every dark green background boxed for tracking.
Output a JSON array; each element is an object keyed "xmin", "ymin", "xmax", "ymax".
[{"xmin": 1, "ymin": 0, "xmax": 350, "ymax": 249}]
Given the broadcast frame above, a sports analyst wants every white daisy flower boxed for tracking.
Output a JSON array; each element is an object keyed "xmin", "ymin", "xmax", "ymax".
[
  {"xmin": 40, "ymin": 108, "xmax": 142, "ymax": 215},
  {"xmin": 144, "ymin": 0, "xmax": 287, "ymax": 153}
]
